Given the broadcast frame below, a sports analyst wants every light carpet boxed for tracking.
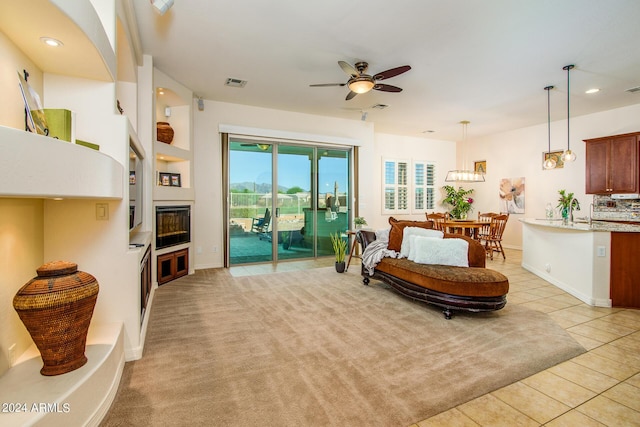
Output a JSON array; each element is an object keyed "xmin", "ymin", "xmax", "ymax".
[{"xmin": 100, "ymin": 267, "xmax": 585, "ymax": 426}]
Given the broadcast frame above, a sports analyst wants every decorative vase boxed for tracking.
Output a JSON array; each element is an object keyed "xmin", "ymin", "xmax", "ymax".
[
  {"xmin": 13, "ymin": 261, "xmax": 99, "ymax": 376},
  {"xmin": 335, "ymin": 261, "xmax": 346, "ymax": 273},
  {"xmin": 460, "ymin": 213, "xmax": 468, "ymax": 220},
  {"xmin": 156, "ymin": 121, "xmax": 174, "ymax": 144},
  {"xmin": 561, "ymin": 207, "xmax": 569, "ymax": 224}
]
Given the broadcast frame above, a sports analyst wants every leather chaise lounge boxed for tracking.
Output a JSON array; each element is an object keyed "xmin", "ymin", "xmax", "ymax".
[{"xmin": 357, "ymin": 224, "xmax": 509, "ymax": 319}]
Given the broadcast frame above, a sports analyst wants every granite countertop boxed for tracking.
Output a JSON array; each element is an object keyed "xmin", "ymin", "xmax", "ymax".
[{"xmin": 519, "ymin": 218, "xmax": 640, "ymax": 233}]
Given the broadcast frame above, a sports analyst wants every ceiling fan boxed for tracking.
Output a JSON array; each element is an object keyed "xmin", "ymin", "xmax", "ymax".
[{"xmin": 310, "ymin": 61, "xmax": 411, "ymax": 100}]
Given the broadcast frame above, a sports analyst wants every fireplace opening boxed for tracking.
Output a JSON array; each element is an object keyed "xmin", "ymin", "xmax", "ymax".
[{"xmin": 156, "ymin": 205, "xmax": 191, "ymax": 249}]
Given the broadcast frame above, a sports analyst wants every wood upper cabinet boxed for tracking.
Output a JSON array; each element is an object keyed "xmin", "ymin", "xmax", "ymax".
[{"xmin": 584, "ymin": 132, "xmax": 640, "ymax": 194}]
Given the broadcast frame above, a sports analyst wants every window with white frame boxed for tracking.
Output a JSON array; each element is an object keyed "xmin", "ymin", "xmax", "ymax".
[
  {"xmin": 412, "ymin": 161, "xmax": 436, "ymax": 212},
  {"xmin": 382, "ymin": 158, "xmax": 409, "ymax": 214}
]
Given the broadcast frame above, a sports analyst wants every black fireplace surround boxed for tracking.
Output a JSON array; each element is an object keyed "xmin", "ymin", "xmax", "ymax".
[{"xmin": 156, "ymin": 205, "xmax": 191, "ymax": 249}]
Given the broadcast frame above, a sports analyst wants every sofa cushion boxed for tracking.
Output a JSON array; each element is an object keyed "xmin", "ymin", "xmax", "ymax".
[
  {"xmin": 413, "ymin": 236, "xmax": 469, "ymax": 267},
  {"xmin": 400, "ymin": 227, "xmax": 444, "ymax": 259},
  {"xmin": 388, "ymin": 217, "xmax": 434, "ymax": 252},
  {"xmin": 376, "ymin": 257, "xmax": 509, "ymax": 298}
]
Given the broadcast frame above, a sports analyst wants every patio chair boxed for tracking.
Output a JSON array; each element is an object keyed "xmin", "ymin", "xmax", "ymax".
[
  {"xmin": 480, "ymin": 213, "xmax": 509, "ymax": 260},
  {"xmin": 251, "ymin": 208, "xmax": 271, "ymax": 234}
]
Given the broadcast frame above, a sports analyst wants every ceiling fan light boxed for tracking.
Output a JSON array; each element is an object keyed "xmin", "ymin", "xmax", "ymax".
[{"xmin": 348, "ymin": 78, "xmax": 375, "ymax": 94}]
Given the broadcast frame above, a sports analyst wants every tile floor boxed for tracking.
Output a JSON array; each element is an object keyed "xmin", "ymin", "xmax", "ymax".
[
  {"xmin": 416, "ymin": 249, "xmax": 640, "ymax": 427},
  {"xmin": 231, "ymin": 248, "xmax": 640, "ymax": 427}
]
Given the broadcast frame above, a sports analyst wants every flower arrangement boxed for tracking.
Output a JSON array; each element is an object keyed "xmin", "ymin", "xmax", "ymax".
[
  {"xmin": 557, "ymin": 189, "xmax": 580, "ymax": 220},
  {"xmin": 442, "ymin": 185, "xmax": 474, "ymax": 219}
]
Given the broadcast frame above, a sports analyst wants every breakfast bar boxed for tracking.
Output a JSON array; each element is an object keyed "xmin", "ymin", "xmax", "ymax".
[{"xmin": 520, "ymin": 218, "xmax": 640, "ymax": 308}]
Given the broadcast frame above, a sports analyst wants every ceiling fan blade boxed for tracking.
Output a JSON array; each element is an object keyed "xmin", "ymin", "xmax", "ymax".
[
  {"xmin": 345, "ymin": 91, "xmax": 358, "ymax": 100},
  {"xmin": 339, "ymin": 61, "xmax": 359, "ymax": 77},
  {"xmin": 309, "ymin": 83, "xmax": 346, "ymax": 87},
  {"xmin": 373, "ymin": 84, "xmax": 403, "ymax": 93},
  {"xmin": 373, "ymin": 65, "xmax": 411, "ymax": 81}
]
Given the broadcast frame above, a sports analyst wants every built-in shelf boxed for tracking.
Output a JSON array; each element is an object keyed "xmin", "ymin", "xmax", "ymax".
[
  {"xmin": 0, "ymin": 323, "xmax": 124, "ymax": 427},
  {"xmin": 155, "ymin": 140, "xmax": 189, "ymax": 161},
  {"xmin": 0, "ymin": 0, "xmax": 115, "ymax": 82},
  {"xmin": 0, "ymin": 126, "xmax": 123, "ymax": 199}
]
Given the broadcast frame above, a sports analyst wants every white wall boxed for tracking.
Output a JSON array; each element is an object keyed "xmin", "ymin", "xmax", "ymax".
[
  {"xmin": 462, "ymin": 103, "xmax": 640, "ymax": 249},
  {"xmin": 371, "ymin": 133, "xmax": 456, "ymax": 230},
  {"xmin": 195, "ymin": 100, "xmax": 639, "ymax": 261},
  {"xmin": 192, "ymin": 100, "xmax": 456, "ymax": 269}
]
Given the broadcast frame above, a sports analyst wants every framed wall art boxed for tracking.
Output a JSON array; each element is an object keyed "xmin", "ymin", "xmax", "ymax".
[
  {"xmin": 474, "ymin": 160, "xmax": 486, "ymax": 174},
  {"xmin": 170, "ymin": 173, "xmax": 181, "ymax": 187},
  {"xmin": 159, "ymin": 172, "xmax": 171, "ymax": 186},
  {"xmin": 499, "ymin": 177, "xmax": 525, "ymax": 214}
]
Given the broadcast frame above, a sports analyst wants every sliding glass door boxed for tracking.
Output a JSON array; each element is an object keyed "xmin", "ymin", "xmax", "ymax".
[
  {"xmin": 228, "ymin": 141, "xmax": 274, "ymax": 264},
  {"xmin": 276, "ymin": 145, "xmax": 314, "ymax": 261},
  {"xmin": 227, "ymin": 139, "xmax": 351, "ymax": 265}
]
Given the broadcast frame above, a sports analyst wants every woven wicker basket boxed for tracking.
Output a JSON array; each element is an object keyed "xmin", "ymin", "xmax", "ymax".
[
  {"xmin": 13, "ymin": 261, "xmax": 99, "ymax": 376},
  {"xmin": 157, "ymin": 121, "xmax": 174, "ymax": 144}
]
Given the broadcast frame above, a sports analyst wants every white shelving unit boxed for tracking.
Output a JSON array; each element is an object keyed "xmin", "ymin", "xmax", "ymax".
[
  {"xmin": 0, "ymin": 0, "xmax": 153, "ymax": 424},
  {"xmin": 152, "ymin": 68, "xmax": 195, "ymax": 283},
  {"xmin": 153, "ymin": 68, "xmax": 194, "ymax": 201}
]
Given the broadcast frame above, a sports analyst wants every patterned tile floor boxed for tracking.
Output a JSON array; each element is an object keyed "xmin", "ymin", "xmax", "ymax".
[{"xmin": 231, "ymin": 248, "xmax": 640, "ymax": 426}]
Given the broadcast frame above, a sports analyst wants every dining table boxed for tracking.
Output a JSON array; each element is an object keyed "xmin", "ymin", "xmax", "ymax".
[{"xmin": 443, "ymin": 219, "xmax": 490, "ymax": 239}]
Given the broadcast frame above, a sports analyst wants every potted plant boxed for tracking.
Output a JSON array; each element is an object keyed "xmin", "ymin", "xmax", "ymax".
[
  {"xmin": 330, "ymin": 232, "xmax": 348, "ymax": 273},
  {"xmin": 354, "ymin": 216, "xmax": 367, "ymax": 229},
  {"xmin": 442, "ymin": 185, "xmax": 474, "ymax": 219},
  {"xmin": 557, "ymin": 189, "xmax": 580, "ymax": 223}
]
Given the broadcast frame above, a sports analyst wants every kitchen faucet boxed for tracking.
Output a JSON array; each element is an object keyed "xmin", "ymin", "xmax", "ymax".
[{"xmin": 569, "ymin": 198, "xmax": 579, "ymax": 223}]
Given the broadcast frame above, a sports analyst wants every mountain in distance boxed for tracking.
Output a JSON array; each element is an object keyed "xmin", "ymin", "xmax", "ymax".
[{"xmin": 231, "ymin": 182, "xmax": 306, "ymax": 193}]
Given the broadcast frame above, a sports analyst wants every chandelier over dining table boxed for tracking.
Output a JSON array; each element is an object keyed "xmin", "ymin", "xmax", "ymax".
[{"xmin": 445, "ymin": 120, "xmax": 485, "ymax": 182}]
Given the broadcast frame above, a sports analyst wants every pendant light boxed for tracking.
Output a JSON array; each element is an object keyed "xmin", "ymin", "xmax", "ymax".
[
  {"xmin": 561, "ymin": 64, "xmax": 577, "ymax": 163},
  {"xmin": 445, "ymin": 120, "xmax": 485, "ymax": 182},
  {"xmin": 543, "ymin": 86, "xmax": 557, "ymax": 170}
]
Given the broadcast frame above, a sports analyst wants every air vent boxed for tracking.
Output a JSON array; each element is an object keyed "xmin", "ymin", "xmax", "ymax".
[
  {"xmin": 225, "ymin": 78, "xmax": 247, "ymax": 88},
  {"xmin": 371, "ymin": 104, "xmax": 388, "ymax": 109},
  {"xmin": 626, "ymin": 86, "xmax": 640, "ymax": 93}
]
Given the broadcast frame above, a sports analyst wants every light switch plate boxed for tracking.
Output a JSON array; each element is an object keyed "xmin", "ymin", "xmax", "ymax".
[{"xmin": 96, "ymin": 203, "xmax": 109, "ymax": 220}]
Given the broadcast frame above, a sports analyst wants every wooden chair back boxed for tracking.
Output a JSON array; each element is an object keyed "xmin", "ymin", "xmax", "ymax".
[
  {"xmin": 477, "ymin": 212, "xmax": 498, "ymax": 239},
  {"xmin": 426, "ymin": 212, "xmax": 448, "ymax": 231},
  {"xmin": 489, "ymin": 214, "xmax": 509, "ymax": 239}
]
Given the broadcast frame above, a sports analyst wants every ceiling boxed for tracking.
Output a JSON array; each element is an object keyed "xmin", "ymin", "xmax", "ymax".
[{"xmin": 132, "ymin": 0, "xmax": 640, "ymax": 141}]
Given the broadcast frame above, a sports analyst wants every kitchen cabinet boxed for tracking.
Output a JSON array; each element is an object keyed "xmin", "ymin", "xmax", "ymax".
[
  {"xmin": 584, "ymin": 132, "xmax": 640, "ymax": 194},
  {"xmin": 610, "ymin": 232, "xmax": 640, "ymax": 308}
]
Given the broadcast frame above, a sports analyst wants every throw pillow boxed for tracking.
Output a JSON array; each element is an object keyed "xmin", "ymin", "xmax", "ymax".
[
  {"xmin": 375, "ymin": 228, "xmax": 391, "ymax": 243},
  {"xmin": 387, "ymin": 217, "xmax": 434, "ymax": 252},
  {"xmin": 400, "ymin": 226, "xmax": 444, "ymax": 258},
  {"xmin": 413, "ymin": 236, "xmax": 469, "ymax": 267}
]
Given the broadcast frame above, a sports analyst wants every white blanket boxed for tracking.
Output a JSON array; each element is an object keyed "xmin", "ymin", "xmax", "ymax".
[{"xmin": 361, "ymin": 240, "xmax": 398, "ymax": 276}]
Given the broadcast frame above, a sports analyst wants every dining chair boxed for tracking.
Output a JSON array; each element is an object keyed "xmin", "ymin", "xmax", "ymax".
[
  {"xmin": 426, "ymin": 212, "xmax": 448, "ymax": 232},
  {"xmin": 476, "ymin": 212, "xmax": 498, "ymax": 240},
  {"xmin": 481, "ymin": 213, "xmax": 509, "ymax": 260}
]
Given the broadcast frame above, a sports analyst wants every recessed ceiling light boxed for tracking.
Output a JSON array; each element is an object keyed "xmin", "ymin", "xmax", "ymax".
[
  {"xmin": 585, "ymin": 88, "xmax": 600, "ymax": 94},
  {"xmin": 40, "ymin": 37, "xmax": 63, "ymax": 47}
]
